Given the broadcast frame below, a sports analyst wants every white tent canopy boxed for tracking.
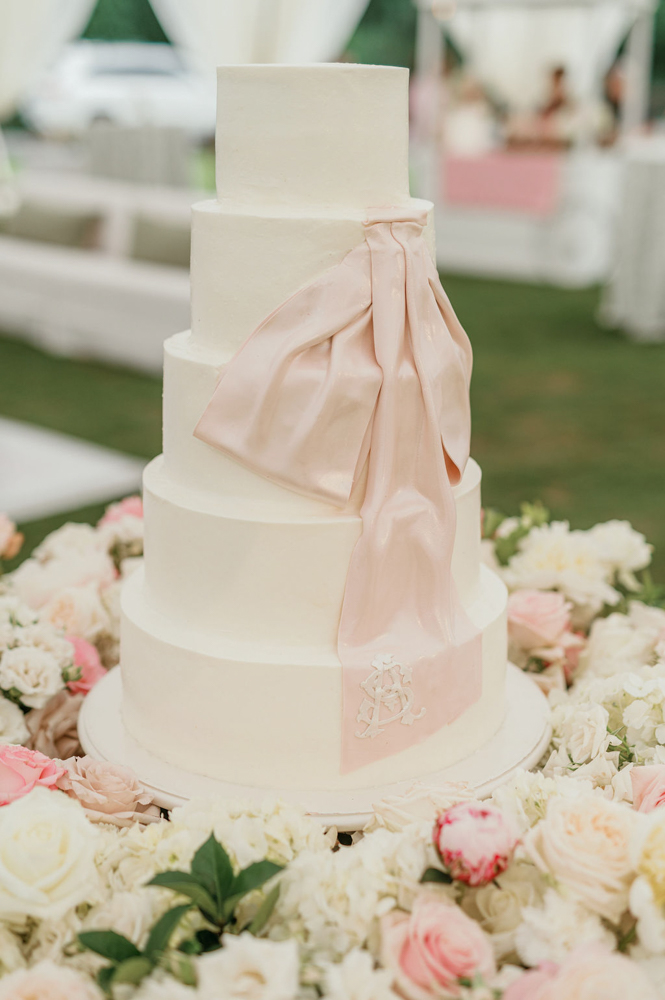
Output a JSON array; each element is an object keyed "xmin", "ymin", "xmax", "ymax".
[
  {"xmin": 439, "ymin": 0, "xmax": 655, "ymax": 112},
  {"xmin": 149, "ymin": 0, "xmax": 371, "ymax": 77}
]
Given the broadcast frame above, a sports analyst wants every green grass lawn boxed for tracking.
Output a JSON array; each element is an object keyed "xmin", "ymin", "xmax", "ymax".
[{"xmin": 1, "ymin": 274, "xmax": 664, "ymax": 580}]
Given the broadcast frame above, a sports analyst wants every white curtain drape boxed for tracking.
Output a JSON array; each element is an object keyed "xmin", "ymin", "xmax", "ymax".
[
  {"xmin": 149, "ymin": 0, "xmax": 371, "ymax": 76},
  {"xmin": 0, "ymin": 0, "xmax": 96, "ymax": 216},
  {"xmin": 446, "ymin": 1, "xmax": 638, "ymax": 110}
]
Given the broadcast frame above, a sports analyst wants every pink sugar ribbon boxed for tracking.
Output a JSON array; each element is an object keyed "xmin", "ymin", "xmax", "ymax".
[{"xmin": 195, "ymin": 207, "xmax": 482, "ymax": 773}]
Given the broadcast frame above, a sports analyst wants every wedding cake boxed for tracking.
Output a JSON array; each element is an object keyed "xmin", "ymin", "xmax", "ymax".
[{"xmin": 119, "ymin": 64, "xmax": 509, "ymax": 795}]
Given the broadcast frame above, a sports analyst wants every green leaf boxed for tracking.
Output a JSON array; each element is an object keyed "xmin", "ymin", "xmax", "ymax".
[
  {"xmin": 191, "ymin": 834, "xmax": 234, "ymax": 905},
  {"xmin": 96, "ymin": 966, "xmax": 115, "ymax": 995},
  {"xmin": 420, "ymin": 867, "xmax": 453, "ymax": 884},
  {"xmin": 148, "ymin": 871, "xmax": 218, "ymax": 920},
  {"xmin": 144, "ymin": 904, "xmax": 192, "ymax": 960},
  {"xmin": 78, "ymin": 930, "xmax": 141, "ymax": 963},
  {"xmin": 111, "ymin": 955, "xmax": 154, "ymax": 985},
  {"xmin": 195, "ymin": 928, "xmax": 223, "ymax": 953},
  {"xmin": 231, "ymin": 860, "xmax": 283, "ymax": 898},
  {"xmin": 247, "ymin": 883, "xmax": 280, "ymax": 936}
]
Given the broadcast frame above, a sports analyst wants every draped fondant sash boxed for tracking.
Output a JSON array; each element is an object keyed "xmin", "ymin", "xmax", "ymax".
[{"xmin": 194, "ymin": 207, "xmax": 482, "ymax": 773}]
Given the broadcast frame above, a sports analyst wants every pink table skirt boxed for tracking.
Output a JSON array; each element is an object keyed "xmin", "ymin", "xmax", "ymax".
[{"xmin": 443, "ymin": 151, "xmax": 563, "ymax": 216}]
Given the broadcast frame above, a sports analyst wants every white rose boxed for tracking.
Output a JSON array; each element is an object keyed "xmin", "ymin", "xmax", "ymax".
[
  {"xmin": 0, "ymin": 699, "xmax": 28, "ymax": 745},
  {"xmin": 579, "ymin": 613, "xmax": 659, "ymax": 680},
  {"xmin": 558, "ymin": 703, "xmax": 611, "ymax": 765},
  {"xmin": 515, "ymin": 887, "xmax": 616, "ymax": 966},
  {"xmin": 0, "ymin": 645, "xmax": 64, "ymax": 708},
  {"xmin": 40, "ymin": 583, "xmax": 110, "ymax": 642},
  {"xmin": 0, "ymin": 787, "xmax": 99, "ymax": 919},
  {"xmin": 462, "ymin": 862, "xmax": 545, "ymax": 959},
  {"xmin": 0, "ymin": 960, "xmax": 102, "ymax": 1000},
  {"xmin": 589, "ymin": 520, "xmax": 652, "ymax": 590},
  {"xmin": 16, "ymin": 623, "xmax": 74, "ymax": 670},
  {"xmin": 503, "ymin": 521, "xmax": 619, "ymax": 622},
  {"xmin": 34, "ymin": 523, "xmax": 101, "ymax": 561},
  {"xmin": 323, "ymin": 948, "xmax": 398, "ymax": 1000},
  {"xmin": 525, "ymin": 796, "xmax": 637, "ymax": 922},
  {"xmin": 196, "ymin": 934, "xmax": 299, "ymax": 1000},
  {"xmin": 134, "ymin": 974, "xmax": 197, "ymax": 999}
]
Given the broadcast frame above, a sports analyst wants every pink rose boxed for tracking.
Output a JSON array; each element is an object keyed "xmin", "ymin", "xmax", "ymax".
[
  {"xmin": 0, "ymin": 514, "xmax": 23, "ymax": 561},
  {"xmin": 434, "ymin": 802, "xmax": 520, "ymax": 886},
  {"xmin": 65, "ymin": 636, "xmax": 107, "ymax": 695},
  {"xmin": 631, "ymin": 764, "xmax": 665, "ymax": 813},
  {"xmin": 504, "ymin": 947, "xmax": 657, "ymax": 1000},
  {"xmin": 381, "ymin": 896, "xmax": 495, "ymax": 999},
  {"xmin": 508, "ymin": 590, "xmax": 570, "ymax": 652},
  {"xmin": 0, "ymin": 745, "xmax": 65, "ymax": 805},
  {"xmin": 98, "ymin": 496, "xmax": 143, "ymax": 526}
]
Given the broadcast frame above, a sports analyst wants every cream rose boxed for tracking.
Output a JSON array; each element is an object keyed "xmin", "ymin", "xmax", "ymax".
[
  {"xmin": 0, "ymin": 960, "xmax": 103, "ymax": 1000},
  {"xmin": 0, "ymin": 786, "xmax": 98, "ymax": 919},
  {"xmin": 525, "ymin": 796, "xmax": 637, "ymax": 922},
  {"xmin": 462, "ymin": 862, "xmax": 545, "ymax": 959},
  {"xmin": 58, "ymin": 756, "xmax": 157, "ymax": 826},
  {"xmin": 40, "ymin": 583, "xmax": 110, "ymax": 643},
  {"xmin": 0, "ymin": 645, "xmax": 64, "ymax": 709},
  {"xmin": 505, "ymin": 945, "xmax": 657, "ymax": 1000},
  {"xmin": 196, "ymin": 933, "xmax": 299, "ymax": 1000}
]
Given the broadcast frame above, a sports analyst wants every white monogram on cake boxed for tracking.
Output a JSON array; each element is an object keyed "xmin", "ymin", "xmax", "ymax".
[{"xmin": 355, "ymin": 654, "xmax": 426, "ymax": 740}]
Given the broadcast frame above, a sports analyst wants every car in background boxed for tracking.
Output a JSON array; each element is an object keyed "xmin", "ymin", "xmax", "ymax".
[{"xmin": 21, "ymin": 41, "xmax": 216, "ymax": 138}]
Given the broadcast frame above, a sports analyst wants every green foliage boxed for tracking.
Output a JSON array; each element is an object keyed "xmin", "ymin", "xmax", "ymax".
[
  {"xmin": 82, "ymin": 0, "xmax": 169, "ymax": 43},
  {"xmin": 148, "ymin": 834, "xmax": 283, "ymax": 951},
  {"xmin": 78, "ymin": 904, "xmax": 192, "ymax": 995},
  {"xmin": 346, "ymin": 0, "xmax": 417, "ymax": 68},
  {"xmin": 488, "ymin": 501, "xmax": 551, "ymax": 566},
  {"xmin": 420, "ymin": 867, "xmax": 453, "ymax": 884}
]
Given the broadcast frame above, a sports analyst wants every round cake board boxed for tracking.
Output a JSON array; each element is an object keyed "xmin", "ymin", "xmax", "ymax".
[{"xmin": 79, "ymin": 664, "xmax": 551, "ymax": 832}]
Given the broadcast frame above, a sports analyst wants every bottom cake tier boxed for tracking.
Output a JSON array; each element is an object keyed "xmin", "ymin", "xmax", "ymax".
[{"xmin": 120, "ymin": 565, "xmax": 508, "ymax": 792}]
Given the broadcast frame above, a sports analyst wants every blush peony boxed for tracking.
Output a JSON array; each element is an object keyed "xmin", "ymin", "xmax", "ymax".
[
  {"xmin": 632, "ymin": 765, "xmax": 665, "ymax": 813},
  {"xmin": 504, "ymin": 946, "xmax": 657, "ymax": 1000},
  {"xmin": 434, "ymin": 802, "xmax": 520, "ymax": 886},
  {"xmin": 380, "ymin": 895, "xmax": 495, "ymax": 999},
  {"xmin": 507, "ymin": 590, "xmax": 571, "ymax": 652},
  {"xmin": 99, "ymin": 495, "xmax": 143, "ymax": 525},
  {"xmin": 65, "ymin": 636, "xmax": 106, "ymax": 695},
  {"xmin": 0, "ymin": 745, "xmax": 64, "ymax": 806},
  {"xmin": 525, "ymin": 796, "xmax": 636, "ymax": 923}
]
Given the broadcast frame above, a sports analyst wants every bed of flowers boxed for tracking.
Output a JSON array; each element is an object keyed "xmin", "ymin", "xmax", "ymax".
[{"xmin": 2, "ymin": 501, "xmax": 665, "ymax": 998}]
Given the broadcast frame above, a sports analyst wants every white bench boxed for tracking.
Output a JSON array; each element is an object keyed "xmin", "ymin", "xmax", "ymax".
[{"xmin": 0, "ymin": 171, "xmax": 198, "ymax": 373}]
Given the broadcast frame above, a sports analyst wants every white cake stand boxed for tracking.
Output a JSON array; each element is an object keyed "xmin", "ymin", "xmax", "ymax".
[{"xmin": 79, "ymin": 664, "xmax": 551, "ymax": 831}]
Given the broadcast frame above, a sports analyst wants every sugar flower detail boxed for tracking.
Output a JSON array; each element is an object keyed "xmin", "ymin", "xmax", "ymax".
[
  {"xmin": 525, "ymin": 796, "xmax": 636, "ymax": 923},
  {"xmin": 380, "ymin": 895, "xmax": 495, "ymax": 1000},
  {"xmin": 196, "ymin": 933, "xmax": 300, "ymax": 1000},
  {"xmin": 57, "ymin": 756, "xmax": 158, "ymax": 826},
  {"xmin": 0, "ymin": 786, "xmax": 98, "ymax": 919},
  {"xmin": 433, "ymin": 802, "xmax": 520, "ymax": 886},
  {"xmin": 0, "ymin": 514, "xmax": 23, "ymax": 562},
  {"xmin": 0, "ymin": 744, "xmax": 64, "ymax": 805},
  {"xmin": 65, "ymin": 635, "xmax": 107, "ymax": 695},
  {"xmin": 0, "ymin": 960, "xmax": 103, "ymax": 1000}
]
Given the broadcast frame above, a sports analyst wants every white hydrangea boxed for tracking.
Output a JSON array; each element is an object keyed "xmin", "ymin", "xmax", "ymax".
[
  {"xmin": 588, "ymin": 520, "xmax": 652, "ymax": 590},
  {"xmin": 170, "ymin": 796, "xmax": 332, "ymax": 869},
  {"xmin": 134, "ymin": 974, "xmax": 197, "ymax": 999},
  {"xmin": 82, "ymin": 889, "xmax": 168, "ymax": 951},
  {"xmin": 489, "ymin": 768, "xmax": 596, "ymax": 835},
  {"xmin": 515, "ymin": 888, "xmax": 616, "ymax": 966},
  {"xmin": 578, "ymin": 607, "xmax": 663, "ymax": 680},
  {"xmin": 0, "ymin": 644, "xmax": 64, "ymax": 708},
  {"xmin": 0, "ymin": 595, "xmax": 38, "ymax": 652},
  {"xmin": 323, "ymin": 948, "xmax": 398, "ymax": 1000},
  {"xmin": 272, "ymin": 827, "xmax": 430, "ymax": 964},
  {"xmin": 503, "ymin": 521, "xmax": 620, "ymax": 623}
]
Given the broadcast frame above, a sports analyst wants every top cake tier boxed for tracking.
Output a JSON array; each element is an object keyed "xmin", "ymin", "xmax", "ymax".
[{"xmin": 215, "ymin": 64, "xmax": 410, "ymax": 210}]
